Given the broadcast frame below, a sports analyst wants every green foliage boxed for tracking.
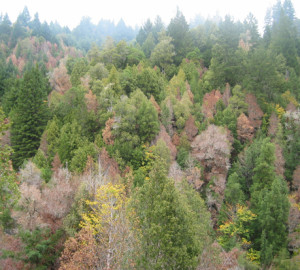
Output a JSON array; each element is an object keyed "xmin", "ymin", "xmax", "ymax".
[
  {"xmin": 57, "ymin": 120, "xmax": 84, "ymax": 165},
  {"xmin": 150, "ymin": 32, "xmax": 175, "ymax": 71},
  {"xmin": 224, "ymin": 172, "xmax": 245, "ymax": 206},
  {"xmin": 242, "ymin": 48, "xmax": 287, "ymax": 101},
  {"xmin": 0, "ymin": 14, "xmax": 12, "ymax": 45},
  {"xmin": 1, "ymin": 7, "xmax": 300, "ymax": 268},
  {"xmin": 218, "ymin": 15, "xmax": 242, "ymax": 50},
  {"xmin": 255, "ymin": 178, "xmax": 290, "ymax": 266},
  {"xmin": 180, "ymin": 58, "xmax": 200, "ymax": 83},
  {"xmin": 130, "ymin": 158, "xmax": 210, "ymax": 269},
  {"xmin": 94, "ymin": 85, "xmax": 116, "ymax": 127},
  {"xmin": 161, "ymin": 98, "xmax": 172, "ymax": 133},
  {"xmin": 218, "ymin": 205, "xmax": 257, "ymax": 251},
  {"xmin": 50, "ymin": 86, "xmax": 100, "ymax": 140},
  {"xmin": 133, "ymin": 167, "xmax": 146, "ymax": 188},
  {"xmin": 176, "ymin": 147, "xmax": 190, "ymax": 169},
  {"xmin": 113, "ymin": 40, "xmax": 131, "ymax": 69},
  {"xmin": 0, "ymin": 107, "xmax": 19, "ymax": 228},
  {"xmin": 186, "ymin": 47, "xmax": 202, "ymax": 62},
  {"xmin": 89, "ymin": 62, "xmax": 108, "ymax": 81},
  {"xmin": 113, "ymin": 89, "xmax": 159, "ymax": 167},
  {"xmin": 178, "ymin": 179, "xmax": 211, "ymax": 249},
  {"xmin": 208, "ymin": 44, "xmax": 245, "ymax": 89},
  {"xmin": 70, "ymin": 142, "xmax": 97, "ymax": 173},
  {"xmin": 136, "ymin": 19, "xmax": 153, "ymax": 46},
  {"xmin": 120, "ymin": 65, "xmax": 138, "ymax": 95},
  {"xmin": 32, "ymin": 149, "xmax": 48, "ymax": 169},
  {"xmin": 166, "ymin": 68, "xmax": 186, "ymax": 96},
  {"xmin": 3, "ymin": 228, "xmax": 64, "ymax": 270},
  {"xmin": 136, "ymin": 66, "xmax": 165, "ymax": 102},
  {"xmin": 214, "ymin": 105, "xmax": 237, "ymax": 136},
  {"xmin": 127, "ymin": 45, "xmax": 145, "ymax": 66},
  {"xmin": 66, "ymin": 57, "xmax": 77, "ymax": 75},
  {"xmin": 173, "ymin": 92, "xmax": 193, "ymax": 130},
  {"xmin": 70, "ymin": 58, "xmax": 88, "ymax": 87},
  {"xmin": 32, "ymin": 149, "xmax": 52, "ymax": 182},
  {"xmin": 0, "ymin": 59, "xmax": 18, "ymax": 99},
  {"xmin": 10, "ymin": 21, "xmax": 27, "ymax": 48},
  {"xmin": 228, "ymin": 85, "xmax": 248, "ymax": 116},
  {"xmin": 176, "ymin": 133, "xmax": 191, "ymax": 169},
  {"xmin": 243, "ymin": 13, "xmax": 260, "ymax": 49},
  {"xmin": 272, "ymin": 248, "xmax": 300, "ymax": 270},
  {"xmin": 17, "ymin": 7, "xmax": 31, "ymax": 28},
  {"xmin": 167, "ymin": 8, "xmax": 193, "ymax": 65},
  {"xmin": 63, "ymin": 184, "xmax": 90, "ymax": 237},
  {"xmin": 133, "ymin": 139, "xmax": 171, "ymax": 187},
  {"xmin": 0, "ymin": 208, "xmax": 15, "ymax": 229},
  {"xmin": 40, "ymin": 167, "xmax": 52, "ymax": 183},
  {"xmin": 214, "ymin": 103, "xmax": 242, "ymax": 161},
  {"xmin": 163, "ymin": 74, "xmax": 193, "ymax": 133},
  {"xmin": 142, "ymin": 32, "xmax": 155, "ymax": 57},
  {"xmin": 251, "ymin": 138, "xmax": 276, "ymax": 194},
  {"xmin": 270, "ymin": 8, "xmax": 299, "ymax": 74},
  {"xmin": 87, "ymin": 44, "xmax": 101, "ymax": 66},
  {"xmin": 152, "ymin": 139, "xmax": 172, "ymax": 170},
  {"xmin": 11, "ymin": 65, "xmax": 49, "ymax": 169},
  {"xmin": 136, "ymin": 100, "xmax": 159, "ymax": 142},
  {"xmin": 284, "ymin": 117, "xmax": 300, "ymax": 183},
  {"xmin": 233, "ymin": 137, "xmax": 265, "ymax": 198},
  {"xmin": 96, "ymin": 39, "xmax": 138, "ymax": 69},
  {"xmin": 106, "ymin": 65, "xmax": 122, "ymax": 95},
  {"xmin": 44, "ymin": 116, "xmax": 61, "ymax": 160}
]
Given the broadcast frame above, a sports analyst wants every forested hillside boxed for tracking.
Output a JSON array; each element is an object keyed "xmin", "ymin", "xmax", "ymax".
[{"xmin": 0, "ymin": 1, "xmax": 300, "ymax": 269}]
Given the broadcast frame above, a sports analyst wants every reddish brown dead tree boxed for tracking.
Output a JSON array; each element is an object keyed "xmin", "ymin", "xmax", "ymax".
[
  {"xmin": 202, "ymin": 90, "xmax": 222, "ymax": 119},
  {"xmin": 237, "ymin": 113, "xmax": 254, "ymax": 143},
  {"xmin": 245, "ymin": 93, "xmax": 263, "ymax": 130}
]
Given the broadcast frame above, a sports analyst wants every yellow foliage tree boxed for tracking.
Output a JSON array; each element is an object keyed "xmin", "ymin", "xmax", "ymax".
[
  {"xmin": 281, "ymin": 91, "xmax": 299, "ymax": 107},
  {"xmin": 218, "ymin": 204, "xmax": 257, "ymax": 256},
  {"xmin": 166, "ymin": 68, "xmax": 186, "ymax": 97},
  {"xmin": 275, "ymin": 104, "xmax": 285, "ymax": 119},
  {"xmin": 80, "ymin": 183, "xmax": 130, "ymax": 269}
]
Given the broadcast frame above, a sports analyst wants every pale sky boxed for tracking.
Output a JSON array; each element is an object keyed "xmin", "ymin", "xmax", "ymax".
[{"xmin": 1, "ymin": 0, "xmax": 300, "ymax": 31}]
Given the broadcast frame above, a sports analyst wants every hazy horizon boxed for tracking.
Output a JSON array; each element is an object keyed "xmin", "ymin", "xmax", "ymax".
[{"xmin": 1, "ymin": 0, "xmax": 300, "ymax": 31}]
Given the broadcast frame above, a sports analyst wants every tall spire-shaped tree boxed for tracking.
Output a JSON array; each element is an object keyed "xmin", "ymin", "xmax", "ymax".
[
  {"xmin": 257, "ymin": 177, "xmax": 290, "ymax": 266},
  {"xmin": 270, "ymin": 8, "xmax": 299, "ymax": 74},
  {"xmin": 11, "ymin": 66, "xmax": 49, "ymax": 169},
  {"xmin": 167, "ymin": 8, "xmax": 192, "ymax": 65},
  {"xmin": 130, "ymin": 156, "xmax": 210, "ymax": 269},
  {"xmin": 283, "ymin": 0, "xmax": 295, "ymax": 21}
]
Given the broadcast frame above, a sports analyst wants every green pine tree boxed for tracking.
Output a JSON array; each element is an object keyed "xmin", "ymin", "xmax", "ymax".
[
  {"xmin": 167, "ymin": 8, "xmax": 192, "ymax": 65},
  {"xmin": 251, "ymin": 138, "xmax": 276, "ymax": 195},
  {"xmin": 57, "ymin": 120, "xmax": 84, "ymax": 165},
  {"xmin": 224, "ymin": 172, "xmax": 245, "ymax": 206},
  {"xmin": 257, "ymin": 178, "xmax": 290, "ymax": 267},
  {"xmin": 11, "ymin": 66, "xmax": 49, "ymax": 169},
  {"xmin": 270, "ymin": 8, "xmax": 299, "ymax": 74},
  {"xmin": 130, "ymin": 157, "xmax": 210, "ymax": 269}
]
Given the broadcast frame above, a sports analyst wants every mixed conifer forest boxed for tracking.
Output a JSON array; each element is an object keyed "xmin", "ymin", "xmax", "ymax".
[{"xmin": 1, "ymin": 0, "xmax": 300, "ymax": 269}]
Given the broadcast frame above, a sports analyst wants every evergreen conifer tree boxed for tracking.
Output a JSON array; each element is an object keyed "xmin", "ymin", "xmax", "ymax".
[
  {"xmin": 257, "ymin": 177, "xmax": 290, "ymax": 266},
  {"xmin": 130, "ymin": 157, "xmax": 209, "ymax": 269},
  {"xmin": 167, "ymin": 8, "xmax": 192, "ymax": 65},
  {"xmin": 11, "ymin": 66, "xmax": 49, "ymax": 169},
  {"xmin": 251, "ymin": 138, "xmax": 276, "ymax": 195}
]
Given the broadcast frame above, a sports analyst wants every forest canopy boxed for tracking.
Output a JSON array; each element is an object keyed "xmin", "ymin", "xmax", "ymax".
[{"xmin": 0, "ymin": 1, "xmax": 300, "ymax": 269}]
